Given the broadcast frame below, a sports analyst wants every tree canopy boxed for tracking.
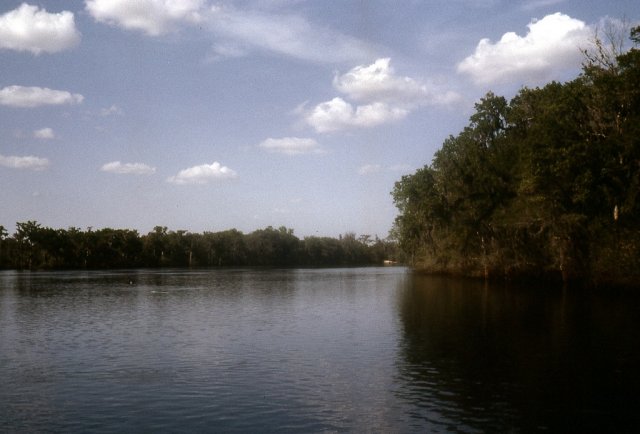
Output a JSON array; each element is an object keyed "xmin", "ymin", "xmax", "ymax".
[
  {"xmin": 0, "ymin": 222, "xmax": 397, "ymax": 270},
  {"xmin": 392, "ymin": 27, "xmax": 640, "ymax": 288}
]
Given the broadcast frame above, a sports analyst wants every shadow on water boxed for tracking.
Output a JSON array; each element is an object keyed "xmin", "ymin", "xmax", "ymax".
[{"xmin": 395, "ymin": 274, "xmax": 640, "ymax": 433}]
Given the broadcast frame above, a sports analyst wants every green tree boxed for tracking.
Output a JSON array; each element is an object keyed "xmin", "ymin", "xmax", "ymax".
[
  {"xmin": 391, "ymin": 26, "xmax": 640, "ymax": 286},
  {"xmin": 245, "ymin": 226, "xmax": 301, "ymax": 266},
  {"xmin": 0, "ymin": 225, "xmax": 7, "ymax": 268},
  {"xmin": 15, "ymin": 221, "xmax": 42, "ymax": 269}
]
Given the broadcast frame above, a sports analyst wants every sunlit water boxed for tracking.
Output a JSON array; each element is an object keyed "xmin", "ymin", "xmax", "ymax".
[{"xmin": 1, "ymin": 268, "xmax": 639, "ymax": 432}]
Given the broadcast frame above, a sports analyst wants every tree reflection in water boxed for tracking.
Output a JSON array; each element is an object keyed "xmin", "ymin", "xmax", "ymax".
[{"xmin": 396, "ymin": 274, "xmax": 640, "ymax": 432}]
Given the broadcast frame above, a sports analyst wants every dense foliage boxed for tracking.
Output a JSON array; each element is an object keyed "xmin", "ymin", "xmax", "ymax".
[
  {"xmin": 392, "ymin": 28, "xmax": 640, "ymax": 287},
  {"xmin": 0, "ymin": 222, "xmax": 396, "ymax": 270}
]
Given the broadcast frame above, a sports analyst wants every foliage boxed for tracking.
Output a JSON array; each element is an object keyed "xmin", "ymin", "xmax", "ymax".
[
  {"xmin": 391, "ymin": 27, "xmax": 640, "ymax": 287},
  {"xmin": 0, "ymin": 223, "xmax": 398, "ymax": 270}
]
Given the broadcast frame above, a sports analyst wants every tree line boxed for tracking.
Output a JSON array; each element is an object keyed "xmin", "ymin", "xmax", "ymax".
[
  {"xmin": 0, "ymin": 222, "xmax": 397, "ymax": 270},
  {"xmin": 392, "ymin": 27, "xmax": 640, "ymax": 288}
]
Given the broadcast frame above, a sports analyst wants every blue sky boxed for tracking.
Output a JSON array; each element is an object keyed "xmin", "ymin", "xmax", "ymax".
[{"xmin": 1, "ymin": 0, "xmax": 638, "ymax": 238}]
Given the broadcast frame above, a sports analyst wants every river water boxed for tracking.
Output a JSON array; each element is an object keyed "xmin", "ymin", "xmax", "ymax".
[{"xmin": 1, "ymin": 267, "xmax": 639, "ymax": 433}]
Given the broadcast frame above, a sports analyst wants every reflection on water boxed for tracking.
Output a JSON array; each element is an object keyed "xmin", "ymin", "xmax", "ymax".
[
  {"xmin": 396, "ymin": 274, "xmax": 640, "ymax": 432},
  {"xmin": 1, "ymin": 269, "xmax": 639, "ymax": 432},
  {"xmin": 0, "ymin": 268, "xmax": 409, "ymax": 433}
]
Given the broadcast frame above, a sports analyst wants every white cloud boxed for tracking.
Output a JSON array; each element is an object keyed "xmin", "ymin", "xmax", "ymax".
[
  {"xmin": 259, "ymin": 137, "xmax": 323, "ymax": 155},
  {"xmin": 85, "ymin": 1, "xmax": 373, "ymax": 64},
  {"xmin": 0, "ymin": 3, "xmax": 80, "ymax": 54},
  {"xmin": 0, "ymin": 85, "xmax": 84, "ymax": 108},
  {"xmin": 306, "ymin": 98, "xmax": 408, "ymax": 133},
  {"xmin": 0, "ymin": 154, "xmax": 49, "ymax": 170},
  {"xmin": 358, "ymin": 164, "xmax": 382, "ymax": 175},
  {"xmin": 457, "ymin": 12, "xmax": 591, "ymax": 86},
  {"xmin": 86, "ymin": 0, "xmax": 204, "ymax": 36},
  {"xmin": 34, "ymin": 127, "xmax": 55, "ymax": 139},
  {"xmin": 334, "ymin": 58, "xmax": 432, "ymax": 105},
  {"xmin": 100, "ymin": 104, "xmax": 124, "ymax": 116},
  {"xmin": 101, "ymin": 161, "xmax": 156, "ymax": 175},
  {"xmin": 307, "ymin": 98, "xmax": 408, "ymax": 133},
  {"xmin": 305, "ymin": 58, "xmax": 460, "ymax": 133},
  {"xmin": 167, "ymin": 161, "xmax": 237, "ymax": 184},
  {"xmin": 204, "ymin": 5, "xmax": 373, "ymax": 64}
]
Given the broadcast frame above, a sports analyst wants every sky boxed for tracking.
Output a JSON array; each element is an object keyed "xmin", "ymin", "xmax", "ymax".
[{"xmin": 0, "ymin": 0, "xmax": 638, "ymax": 238}]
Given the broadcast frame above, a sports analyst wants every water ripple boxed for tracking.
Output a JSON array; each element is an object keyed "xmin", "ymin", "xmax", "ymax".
[{"xmin": 2, "ymin": 268, "xmax": 640, "ymax": 432}]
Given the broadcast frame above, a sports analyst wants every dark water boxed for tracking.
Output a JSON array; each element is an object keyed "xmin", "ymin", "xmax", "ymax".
[{"xmin": 1, "ymin": 268, "xmax": 639, "ymax": 433}]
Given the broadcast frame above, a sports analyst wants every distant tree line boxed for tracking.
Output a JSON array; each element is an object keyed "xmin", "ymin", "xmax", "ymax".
[
  {"xmin": 0, "ymin": 222, "xmax": 397, "ymax": 270},
  {"xmin": 392, "ymin": 27, "xmax": 640, "ymax": 288}
]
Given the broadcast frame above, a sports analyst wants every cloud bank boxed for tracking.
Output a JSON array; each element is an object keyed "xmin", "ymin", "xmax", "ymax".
[
  {"xmin": 0, "ymin": 154, "xmax": 49, "ymax": 170},
  {"xmin": 305, "ymin": 58, "xmax": 460, "ymax": 133},
  {"xmin": 0, "ymin": 3, "xmax": 80, "ymax": 54},
  {"xmin": 0, "ymin": 85, "xmax": 84, "ymax": 108},
  {"xmin": 259, "ymin": 137, "xmax": 323, "ymax": 155},
  {"xmin": 101, "ymin": 161, "xmax": 156, "ymax": 175},
  {"xmin": 167, "ymin": 161, "xmax": 237, "ymax": 184},
  {"xmin": 458, "ymin": 12, "xmax": 591, "ymax": 86}
]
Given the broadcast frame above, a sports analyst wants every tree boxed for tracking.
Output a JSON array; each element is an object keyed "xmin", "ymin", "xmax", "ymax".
[
  {"xmin": 245, "ymin": 226, "xmax": 301, "ymax": 266},
  {"xmin": 15, "ymin": 221, "xmax": 42, "ymax": 269},
  {"xmin": 0, "ymin": 225, "xmax": 7, "ymax": 268},
  {"xmin": 391, "ymin": 26, "xmax": 640, "ymax": 286},
  {"xmin": 392, "ymin": 92, "xmax": 516, "ymax": 273}
]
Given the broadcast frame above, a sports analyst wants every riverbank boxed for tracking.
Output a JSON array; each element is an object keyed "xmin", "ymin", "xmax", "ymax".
[{"xmin": 411, "ymin": 260, "xmax": 640, "ymax": 292}]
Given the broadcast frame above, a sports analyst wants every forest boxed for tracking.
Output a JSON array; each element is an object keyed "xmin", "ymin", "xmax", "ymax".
[
  {"xmin": 392, "ymin": 27, "xmax": 640, "ymax": 288},
  {"xmin": 0, "ymin": 222, "xmax": 396, "ymax": 270}
]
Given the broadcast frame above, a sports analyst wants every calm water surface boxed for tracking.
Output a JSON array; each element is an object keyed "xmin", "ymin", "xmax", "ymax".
[{"xmin": 1, "ymin": 267, "xmax": 639, "ymax": 432}]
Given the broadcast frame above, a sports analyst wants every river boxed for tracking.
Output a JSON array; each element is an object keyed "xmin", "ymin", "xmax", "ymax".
[{"xmin": 1, "ymin": 267, "xmax": 639, "ymax": 432}]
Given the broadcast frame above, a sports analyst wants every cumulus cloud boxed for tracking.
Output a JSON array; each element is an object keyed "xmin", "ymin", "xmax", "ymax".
[
  {"xmin": 0, "ymin": 85, "xmax": 84, "ymax": 108},
  {"xmin": 333, "ymin": 58, "xmax": 461, "ymax": 106},
  {"xmin": 0, "ymin": 154, "xmax": 49, "ymax": 170},
  {"xmin": 167, "ymin": 161, "xmax": 237, "ymax": 184},
  {"xmin": 457, "ymin": 12, "xmax": 591, "ymax": 86},
  {"xmin": 335, "ymin": 58, "xmax": 427, "ymax": 104},
  {"xmin": 307, "ymin": 98, "xmax": 408, "ymax": 133},
  {"xmin": 34, "ymin": 128, "xmax": 55, "ymax": 139},
  {"xmin": 305, "ymin": 58, "xmax": 459, "ymax": 133},
  {"xmin": 101, "ymin": 161, "xmax": 156, "ymax": 175},
  {"xmin": 86, "ymin": 0, "xmax": 204, "ymax": 36},
  {"xmin": 0, "ymin": 3, "xmax": 80, "ymax": 54},
  {"xmin": 259, "ymin": 137, "xmax": 323, "ymax": 155}
]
